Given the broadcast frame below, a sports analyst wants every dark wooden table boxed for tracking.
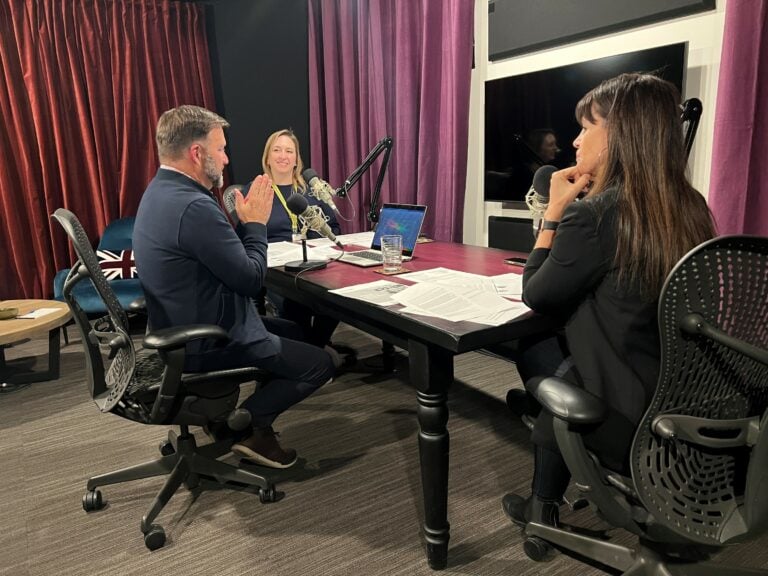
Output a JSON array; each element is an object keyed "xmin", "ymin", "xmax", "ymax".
[{"xmin": 267, "ymin": 241, "xmax": 555, "ymax": 569}]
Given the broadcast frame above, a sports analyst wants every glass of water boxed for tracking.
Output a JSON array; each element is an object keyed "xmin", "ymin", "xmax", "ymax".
[{"xmin": 381, "ymin": 235, "xmax": 403, "ymax": 273}]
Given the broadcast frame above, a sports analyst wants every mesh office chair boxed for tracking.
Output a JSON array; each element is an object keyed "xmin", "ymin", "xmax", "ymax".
[
  {"xmin": 522, "ymin": 235, "xmax": 768, "ymax": 575},
  {"xmin": 52, "ymin": 208, "xmax": 280, "ymax": 551}
]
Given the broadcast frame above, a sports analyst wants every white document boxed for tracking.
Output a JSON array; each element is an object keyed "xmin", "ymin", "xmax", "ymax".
[
  {"xmin": 307, "ymin": 245, "xmax": 345, "ymax": 260},
  {"xmin": 399, "ymin": 267, "xmax": 486, "ymax": 285},
  {"xmin": 305, "ymin": 237, "xmax": 334, "ymax": 247},
  {"xmin": 328, "ymin": 280, "xmax": 408, "ymax": 306},
  {"xmin": 267, "ymin": 241, "xmax": 329, "ymax": 268},
  {"xmin": 401, "ymin": 267, "xmax": 525, "ymax": 300},
  {"xmin": 392, "ymin": 283, "xmax": 530, "ymax": 326},
  {"xmin": 490, "ymin": 273, "xmax": 524, "ymax": 298},
  {"xmin": 335, "ymin": 231, "xmax": 376, "ymax": 247},
  {"xmin": 17, "ymin": 308, "xmax": 60, "ymax": 319},
  {"xmin": 308, "ymin": 231, "xmax": 376, "ymax": 249}
]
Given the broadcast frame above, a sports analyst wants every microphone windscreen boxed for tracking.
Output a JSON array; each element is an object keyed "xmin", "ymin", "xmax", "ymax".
[
  {"xmin": 222, "ymin": 185, "xmax": 244, "ymax": 221},
  {"xmin": 286, "ymin": 192, "xmax": 309, "ymax": 215},
  {"xmin": 532, "ymin": 165, "xmax": 558, "ymax": 200},
  {"xmin": 301, "ymin": 168, "xmax": 318, "ymax": 182}
]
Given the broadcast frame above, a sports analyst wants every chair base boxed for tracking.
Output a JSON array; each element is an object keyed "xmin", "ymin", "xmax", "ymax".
[
  {"xmin": 526, "ymin": 523, "xmax": 768, "ymax": 575},
  {"xmin": 84, "ymin": 426, "xmax": 280, "ymax": 549}
]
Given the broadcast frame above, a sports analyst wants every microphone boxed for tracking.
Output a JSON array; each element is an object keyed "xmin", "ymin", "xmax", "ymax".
[
  {"xmin": 302, "ymin": 168, "xmax": 339, "ymax": 212},
  {"xmin": 223, "ymin": 184, "xmax": 245, "ymax": 224},
  {"xmin": 525, "ymin": 165, "xmax": 557, "ymax": 236},
  {"xmin": 286, "ymin": 193, "xmax": 344, "ymax": 248}
]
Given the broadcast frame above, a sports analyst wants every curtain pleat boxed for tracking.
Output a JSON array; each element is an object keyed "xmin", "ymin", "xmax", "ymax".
[
  {"xmin": 307, "ymin": 0, "xmax": 474, "ymax": 241},
  {"xmin": 0, "ymin": 0, "xmax": 217, "ymax": 299},
  {"xmin": 708, "ymin": 0, "xmax": 768, "ymax": 235}
]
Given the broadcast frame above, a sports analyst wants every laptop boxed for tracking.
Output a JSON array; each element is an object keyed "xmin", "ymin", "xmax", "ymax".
[{"xmin": 340, "ymin": 203, "xmax": 428, "ymax": 267}]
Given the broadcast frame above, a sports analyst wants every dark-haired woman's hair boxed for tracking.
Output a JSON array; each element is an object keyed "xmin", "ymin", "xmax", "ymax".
[{"xmin": 575, "ymin": 73, "xmax": 715, "ymax": 297}]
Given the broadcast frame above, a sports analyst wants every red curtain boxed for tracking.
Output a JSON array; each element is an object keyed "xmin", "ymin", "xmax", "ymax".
[{"xmin": 0, "ymin": 0, "xmax": 217, "ymax": 299}]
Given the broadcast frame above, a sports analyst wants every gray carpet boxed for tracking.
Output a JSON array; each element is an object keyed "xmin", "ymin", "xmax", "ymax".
[{"xmin": 1, "ymin": 323, "xmax": 766, "ymax": 576}]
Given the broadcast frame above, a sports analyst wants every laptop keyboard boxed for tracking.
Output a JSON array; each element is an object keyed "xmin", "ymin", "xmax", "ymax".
[{"xmin": 349, "ymin": 250, "xmax": 383, "ymax": 262}]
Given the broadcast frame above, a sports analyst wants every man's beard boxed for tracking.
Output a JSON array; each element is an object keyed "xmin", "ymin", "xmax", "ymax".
[{"xmin": 204, "ymin": 155, "xmax": 224, "ymax": 188}]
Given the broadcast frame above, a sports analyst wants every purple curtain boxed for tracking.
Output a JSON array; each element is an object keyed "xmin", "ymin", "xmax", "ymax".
[
  {"xmin": 708, "ymin": 0, "xmax": 768, "ymax": 235},
  {"xmin": 307, "ymin": 0, "xmax": 474, "ymax": 241}
]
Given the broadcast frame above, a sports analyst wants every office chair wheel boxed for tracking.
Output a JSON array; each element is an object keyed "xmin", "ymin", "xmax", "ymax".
[
  {"xmin": 82, "ymin": 489, "xmax": 104, "ymax": 512},
  {"xmin": 158, "ymin": 440, "xmax": 175, "ymax": 456},
  {"xmin": 523, "ymin": 536, "xmax": 555, "ymax": 562},
  {"xmin": 143, "ymin": 524, "xmax": 166, "ymax": 550},
  {"xmin": 258, "ymin": 486, "xmax": 281, "ymax": 504}
]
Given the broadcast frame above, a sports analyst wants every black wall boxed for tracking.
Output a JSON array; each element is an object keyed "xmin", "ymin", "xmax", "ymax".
[
  {"xmin": 488, "ymin": 0, "xmax": 715, "ymax": 60},
  {"xmin": 204, "ymin": 0, "xmax": 310, "ymax": 185}
]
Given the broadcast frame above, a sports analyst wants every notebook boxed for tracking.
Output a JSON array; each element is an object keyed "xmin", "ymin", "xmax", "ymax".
[{"xmin": 340, "ymin": 203, "xmax": 428, "ymax": 267}]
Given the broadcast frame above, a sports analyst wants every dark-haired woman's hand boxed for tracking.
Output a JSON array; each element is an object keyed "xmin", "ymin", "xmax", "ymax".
[{"xmin": 544, "ymin": 166, "xmax": 591, "ymax": 222}]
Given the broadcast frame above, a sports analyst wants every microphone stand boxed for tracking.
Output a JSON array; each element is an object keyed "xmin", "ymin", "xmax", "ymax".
[
  {"xmin": 680, "ymin": 98, "xmax": 702, "ymax": 160},
  {"xmin": 284, "ymin": 224, "xmax": 328, "ymax": 272},
  {"xmin": 334, "ymin": 136, "xmax": 393, "ymax": 229}
]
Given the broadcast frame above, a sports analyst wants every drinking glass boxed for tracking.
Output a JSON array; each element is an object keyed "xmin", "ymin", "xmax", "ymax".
[{"xmin": 381, "ymin": 235, "xmax": 403, "ymax": 273}]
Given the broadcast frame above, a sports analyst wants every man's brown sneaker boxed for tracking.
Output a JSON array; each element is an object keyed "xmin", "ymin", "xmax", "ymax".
[{"xmin": 232, "ymin": 427, "xmax": 298, "ymax": 468}]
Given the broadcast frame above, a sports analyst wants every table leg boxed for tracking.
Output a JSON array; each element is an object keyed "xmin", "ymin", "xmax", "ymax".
[
  {"xmin": 0, "ymin": 328, "xmax": 63, "ymax": 393},
  {"xmin": 46, "ymin": 327, "xmax": 62, "ymax": 379},
  {"xmin": 410, "ymin": 340, "xmax": 453, "ymax": 570}
]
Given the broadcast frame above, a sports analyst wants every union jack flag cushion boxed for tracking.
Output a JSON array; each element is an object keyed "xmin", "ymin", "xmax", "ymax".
[{"xmin": 97, "ymin": 249, "xmax": 138, "ymax": 280}]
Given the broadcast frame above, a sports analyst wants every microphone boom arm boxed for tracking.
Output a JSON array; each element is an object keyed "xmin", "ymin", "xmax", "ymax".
[
  {"xmin": 681, "ymin": 97, "xmax": 702, "ymax": 160},
  {"xmin": 335, "ymin": 136, "xmax": 393, "ymax": 227}
]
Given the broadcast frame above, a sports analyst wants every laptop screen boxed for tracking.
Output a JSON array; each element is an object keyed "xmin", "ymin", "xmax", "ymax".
[{"xmin": 371, "ymin": 203, "xmax": 427, "ymax": 256}]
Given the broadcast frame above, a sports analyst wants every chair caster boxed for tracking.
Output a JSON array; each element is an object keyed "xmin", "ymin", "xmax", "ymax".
[
  {"xmin": 258, "ymin": 486, "xmax": 283, "ymax": 504},
  {"xmin": 159, "ymin": 440, "xmax": 175, "ymax": 456},
  {"xmin": 143, "ymin": 524, "xmax": 166, "ymax": 550},
  {"xmin": 523, "ymin": 536, "xmax": 555, "ymax": 562},
  {"xmin": 82, "ymin": 489, "xmax": 104, "ymax": 512}
]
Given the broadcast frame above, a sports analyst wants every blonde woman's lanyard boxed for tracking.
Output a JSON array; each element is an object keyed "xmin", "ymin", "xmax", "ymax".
[{"xmin": 272, "ymin": 184, "xmax": 301, "ymax": 242}]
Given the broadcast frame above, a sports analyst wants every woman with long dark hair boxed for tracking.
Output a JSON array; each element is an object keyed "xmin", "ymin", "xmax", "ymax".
[{"xmin": 503, "ymin": 73, "xmax": 715, "ymax": 527}]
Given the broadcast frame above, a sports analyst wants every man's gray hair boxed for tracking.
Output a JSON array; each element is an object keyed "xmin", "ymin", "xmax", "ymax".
[{"xmin": 156, "ymin": 105, "xmax": 229, "ymax": 161}]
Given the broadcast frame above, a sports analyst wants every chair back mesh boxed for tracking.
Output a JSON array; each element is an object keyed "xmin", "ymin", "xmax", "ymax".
[
  {"xmin": 52, "ymin": 208, "xmax": 139, "ymax": 414},
  {"xmin": 632, "ymin": 235, "xmax": 768, "ymax": 545}
]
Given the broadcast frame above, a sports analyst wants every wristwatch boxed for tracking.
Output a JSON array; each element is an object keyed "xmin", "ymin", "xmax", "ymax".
[{"xmin": 541, "ymin": 219, "xmax": 560, "ymax": 231}]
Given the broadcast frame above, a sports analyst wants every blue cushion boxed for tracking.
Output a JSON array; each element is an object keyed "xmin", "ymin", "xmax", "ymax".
[
  {"xmin": 53, "ymin": 216, "xmax": 143, "ymax": 315},
  {"xmin": 98, "ymin": 217, "xmax": 136, "ymax": 251},
  {"xmin": 54, "ymin": 270, "xmax": 142, "ymax": 315}
]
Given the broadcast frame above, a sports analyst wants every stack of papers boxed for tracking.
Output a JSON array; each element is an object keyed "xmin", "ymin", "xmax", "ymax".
[
  {"xmin": 267, "ymin": 241, "xmax": 334, "ymax": 268},
  {"xmin": 307, "ymin": 231, "xmax": 375, "ymax": 249},
  {"xmin": 328, "ymin": 267, "xmax": 530, "ymax": 326},
  {"xmin": 399, "ymin": 267, "xmax": 523, "ymax": 298},
  {"xmin": 269, "ymin": 232, "xmax": 376, "ymax": 267},
  {"xmin": 391, "ymin": 282, "xmax": 528, "ymax": 325},
  {"xmin": 328, "ymin": 280, "xmax": 409, "ymax": 306},
  {"xmin": 17, "ymin": 308, "xmax": 60, "ymax": 319}
]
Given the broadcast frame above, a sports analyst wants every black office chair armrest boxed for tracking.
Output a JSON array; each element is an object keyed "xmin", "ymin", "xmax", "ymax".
[
  {"xmin": 652, "ymin": 414, "xmax": 761, "ymax": 448},
  {"xmin": 143, "ymin": 325, "xmax": 229, "ymax": 424},
  {"xmin": 143, "ymin": 324, "xmax": 228, "ymax": 351},
  {"xmin": 528, "ymin": 375, "xmax": 608, "ymax": 425}
]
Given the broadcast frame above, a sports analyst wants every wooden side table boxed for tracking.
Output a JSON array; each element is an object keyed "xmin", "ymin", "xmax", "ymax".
[{"xmin": 0, "ymin": 299, "xmax": 72, "ymax": 393}]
